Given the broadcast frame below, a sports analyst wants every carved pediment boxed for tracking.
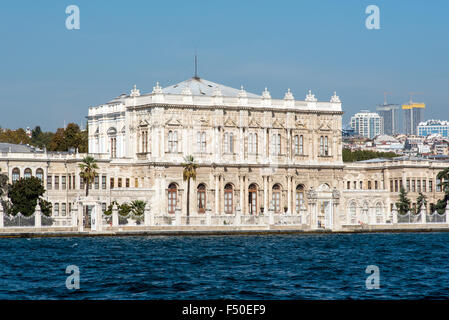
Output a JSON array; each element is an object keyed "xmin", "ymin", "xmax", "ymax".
[
  {"xmin": 138, "ymin": 119, "xmax": 150, "ymax": 127},
  {"xmin": 272, "ymin": 118, "xmax": 285, "ymax": 129},
  {"xmin": 295, "ymin": 120, "xmax": 307, "ymax": 129},
  {"xmin": 318, "ymin": 121, "xmax": 333, "ymax": 131},
  {"xmin": 224, "ymin": 117, "xmax": 238, "ymax": 127},
  {"xmin": 165, "ymin": 117, "xmax": 183, "ymax": 127},
  {"xmin": 248, "ymin": 117, "xmax": 261, "ymax": 128},
  {"xmin": 196, "ymin": 117, "xmax": 210, "ymax": 127}
]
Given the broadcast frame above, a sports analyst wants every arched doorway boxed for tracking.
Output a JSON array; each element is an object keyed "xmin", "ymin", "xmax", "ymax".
[
  {"xmin": 224, "ymin": 183, "xmax": 233, "ymax": 214},
  {"xmin": 197, "ymin": 183, "xmax": 206, "ymax": 214},
  {"xmin": 295, "ymin": 184, "xmax": 305, "ymax": 213},
  {"xmin": 168, "ymin": 183, "xmax": 177, "ymax": 214},
  {"xmin": 248, "ymin": 183, "xmax": 258, "ymax": 215},
  {"xmin": 272, "ymin": 184, "xmax": 281, "ymax": 213}
]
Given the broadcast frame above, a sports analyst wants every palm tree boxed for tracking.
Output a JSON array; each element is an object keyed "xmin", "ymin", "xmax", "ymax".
[
  {"xmin": 182, "ymin": 155, "xmax": 198, "ymax": 225},
  {"xmin": 78, "ymin": 156, "xmax": 99, "ymax": 197},
  {"xmin": 437, "ymin": 167, "xmax": 449, "ymax": 192}
]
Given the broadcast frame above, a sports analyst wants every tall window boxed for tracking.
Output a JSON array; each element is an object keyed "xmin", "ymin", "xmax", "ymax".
[
  {"xmin": 423, "ymin": 180, "xmax": 427, "ymax": 192},
  {"xmin": 94, "ymin": 175, "xmax": 99, "ymax": 189},
  {"xmin": 436, "ymin": 177, "xmax": 442, "ymax": 192},
  {"xmin": 68, "ymin": 175, "xmax": 72, "ymax": 189},
  {"xmin": 72, "ymin": 174, "xmax": 76, "ymax": 189},
  {"xmin": 36, "ymin": 168, "xmax": 43, "ymax": 182},
  {"xmin": 102, "ymin": 176, "xmax": 106, "ymax": 189},
  {"xmin": 271, "ymin": 134, "xmax": 281, "ymax": 155},
  {"xmin": 168, "ymin": 130, "xmax": 178, "ymax": 153},
  {"xmin": 299, "ymin": 135, "xmax": 304, "ymax": 155},
  {"xmin": 62, "ymin": 176, "xmax": 66, "ymax": 190},
  {"xmin": 295, "ymin": 184, "xmax": 305, "ymax": 213},
  {"xmin": 24, "ymin": 168, "xmax": 32, "ymax": 179},
  {"xmin": 350, "ymin": 202, "xmax": 357, "ymax": 224},
  {"xmin": 168, "ymin": 183, "xmax": 177, "ymax": 214},
  {"xmin": 110, "ymin": 178, "xmax": 114, "ymax": 189},
  {"xmin": 248, "ymin": 133, "xmax": 258, "ymax": 154},
  {"xmin": 12, "ymin": 168, "xmax": 20, "ymax": 183},
  {"xmin": 324, "ymin": 136, "xmax": 329, "ymax": 156},
  {"xmin": 54, "ymin": 203, "xmax": 59, "ymax": 216},
  {"xmin": 47, "ymin": 175, "xmax": 52, "ymax": 190},
  {"xmin": 272, "ymin": 184, "xmax": 281, "ymax": 213},
  {"xmin": 224, "ymin": 132, "xmax": 234, "ymax": 154},
  {"xmin": 80, "ymin": 176, "xmax": 84, "ymax": 190},
  {"xmin": 376, "ymin": 203, "xmax": 383, "ymax": 224},
  {"xmin": 141, "ymin": 130, "xmax": 148, "ymax": 153},
  {"xmin": 55, "ymin": 176, "xmax": 59, "ymax": 190},
  {"xmin": 294, "ymin": 135, "xmax": 299, "ymax": 155},
  {"xmin": 248, "ymin": 183, "xmax": 257, "ymax": 215},
  {"xmin": 197, "ymin": 131, "xmax": 206, "ymax": 153},
  {"xmin": 224, "ymin": 184, "xmax": 233, "ymax": 214},
  {"xmin": 429, "ymin": 180, "xmax": 433, "ymax": 192},
  {"xmin": 197, "ymin": 184, "xmax": 206, "ymax": 214},
  {"xmin": 62, "ymin": 203, "xmax": 66, "ymax": 216}
]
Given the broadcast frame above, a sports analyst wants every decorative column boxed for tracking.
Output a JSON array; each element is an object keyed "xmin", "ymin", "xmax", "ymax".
[
  {"xmin": 35, "ymin": 204, "xmax": 42, "ymax": 228},
  {"xmin": 144, "ymin": 202, "xmax": 151, "ymax": 227},
  {"xmin": 420, "ymin": 204, "xmax": 426, "ymax": 224},
  {"xmin": 206, "ymin": 203, "xmax": 212, "ymax": 225},
  {"xmin": 112, "ymin": 204, "xmax": 119, "ymax": 227},
  {"xmin": 77, "ymin": 202, "xmax": 84, "ymax": 232},
  {"xmin": 239, "ymin": 175, "xmax": 244, "ymax": 217},
  {"xmin": 71, "ymin": 204, "xmax": 78, "ymax": 228},
  {"xmin": 244, "ymin": 175, "xmax": 249, "ymax": 215},
  {"xmin": 214, "ymin": 174, "xmax": 220, "ymax": 215},
  {"xmin": 263, "ymin": 175, "xmax": 268, "ymax": 214},
  {"xmin": 287, "ymin": 175, "xmax": 292, "ymax": 214},
  {"xmin": 392, "ymin": 203, "xmax": 398, "ymax": 224},
  {"xmin": 235, "ymin": 204, "xmax": 241, "ymax": 226}
]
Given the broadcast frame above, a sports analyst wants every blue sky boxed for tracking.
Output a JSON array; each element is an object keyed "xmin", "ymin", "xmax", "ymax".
[{"xmin": 0, "ymin": 0, "xmax": 448, "ymax": 130}]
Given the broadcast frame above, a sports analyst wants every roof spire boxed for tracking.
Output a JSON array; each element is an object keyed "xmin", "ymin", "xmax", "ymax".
[{"xmin": 194, "ymin": 52, "xmax": 199, "ymax": 79}]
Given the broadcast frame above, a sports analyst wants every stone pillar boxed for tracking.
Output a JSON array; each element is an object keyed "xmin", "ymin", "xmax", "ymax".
[
  {"xmin": 35, "ymin": 204, "xmax": 42, "ymax": 228},
  {"xmin": 263, "ymin": 175, "xmax": 268, "ymax": 214},
  {"xmin": 420, "ymin": 204, "xmax": 427, "ymax": 224},
  {"xmin": 239, "ymin": 175, "xmax": 244, "ymax": 216},
  {"xmin": 287, "ymin": 175, "xmax": 292, "ymax": 214},
  {"xmin": 269, "ymin": 206, "xmax": 274, "ymax": 225},
  {"xmin": 144, "ymin": 202, "xmax": 151, "ymax": 227},
  {"xmin": 392, "ymin": 203, "xmax": 398, "ymax": 224},
  {"xmin": 206, "ymin": 203, "xmax": 212, "ymax": 225},
  {"xmin": 244, "ymin": 176, "xmax": 249, "ymax": 215},
  {"xmin": 214, "ymin": 174, "xmax": 219, "ymax": 215},
  {"xmin": 112, "ymin": 204, "xmax": 119, "ymax": 227},
  {"xmin": 71, "ymin": 204, "xmax": 78, "ymax": 228},
  {"xmin": 445, "ymin": 203, "xmax": 449, "ymax": 223},
  {"xmin": 0, "ymin": 204, "xmax": 3, "ymax": 229},
  {"xmin": 96, "ymin": 202, "xmax": 103, "ymax": 231},
  {"xmin": 175, "ymin": 207, "xmax": 181, "ymax": 225},
  {"xmin": 235, "ymin": 205, "xmax": 241, "ymax": 226},
  {"xmin": 78, "ymin": 203, "xmax": 84, "ymax": 232}
]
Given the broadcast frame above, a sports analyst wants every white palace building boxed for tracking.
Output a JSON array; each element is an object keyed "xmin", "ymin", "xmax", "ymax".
[{"xmin": 1, "ymin": 77, "xmax": 449, "ymax": 231}]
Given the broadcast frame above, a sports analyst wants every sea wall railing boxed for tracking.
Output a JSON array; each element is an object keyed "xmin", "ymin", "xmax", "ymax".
[{"xmin": 393, "ymin": 203, "xmax": 449, "ymax": 224}]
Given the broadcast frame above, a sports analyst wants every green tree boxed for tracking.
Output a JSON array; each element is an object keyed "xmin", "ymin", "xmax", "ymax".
[
  {"xmin": 0, "ymin": 128, "xmax": 31, "ymax": 145},
  {"xmin": 432, "ymin": 167, "xmax": 449, "ymax": 214},
  {"xmin": 7, "ymin": 177, "xmax": 45, "ymax": 216},
  {"xmin": 48, "ymin": 123, "xmax": 88, "ymax": 152},
  {"xmin": 396, "ymin": 187, "xmax": 411, "ymax": 215},
  {"xmin": 416, "ymin": 192, "xmax": 427, "ymax": 214},
  {"xmin": 131, "ymin": 200, "xmax": 146, "ymax": 216},
  {"xmin": 343, "ymin": 149, "xmax": 397, "ymax": 162},
  {"xmin": 182, "ymin": 155, "xmax": 198, "ymax": 225},
  {"xmin": 78, "ymin": 156, "xmax": 98, "ymax": 197}
]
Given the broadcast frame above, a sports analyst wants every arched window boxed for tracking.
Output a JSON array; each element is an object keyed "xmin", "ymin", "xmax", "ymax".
[
  {"xmin": 168, "ymin": 131, "xmax": 178, "ymax": 153},
  {"xmin": 36, "ymin": 168, "xmax": 44, "ymax": 182},
  {"xmin": 24, "ymin": 168, "xmax": 32, "ymax": 179},
  {"xmin": 12, "ymin": 168, "xmax": 20, "ymax": 183},
  {"xmin": 272, "ymin": 184, "xmax": 281, "ymax": 213},
  {"xmin": 141, "ymin": 130, "xmax": 148, "ymax": 153},
  {"xmin": 248, "ymin": 183, "xmax": 258, "ymax": 215},
  {"xmin": 350, "ymin": 202, "xmax": 357, "ymax": 224},
  {"xmin": 295, "ymin": 184, "xmax": 305, "ymax": 213},
  {"xmin": 324, "ymin": 136, "xmax": 329, "ymax": 156},
  {"xmin": 197, "ymin": 183, "xmax": 206, "ymax": 214},
  {"xmin": 168, "ymin": 183, "xmax": 178, "ymax": 214},
  {"xmin": 107, "ymin": 127, "xmax": 117, "ymax": 158},
  {"xmin": 224, "ymin": 184, "xmax": 233, "ymax": 214},
  {"xmin": 375, "ymin": 202, "xmax": 383, "ymax": 224}
]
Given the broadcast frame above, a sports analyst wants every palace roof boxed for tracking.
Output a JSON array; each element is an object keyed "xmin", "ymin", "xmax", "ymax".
[{"xmin": 161, "ymin": 77, "xmax": 261, "ymax": 98}]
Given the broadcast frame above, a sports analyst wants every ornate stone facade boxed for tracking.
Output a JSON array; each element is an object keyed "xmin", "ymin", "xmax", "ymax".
[{"xmin": 1, "ymin": 78, "xmax": 448, "ymax": 230}]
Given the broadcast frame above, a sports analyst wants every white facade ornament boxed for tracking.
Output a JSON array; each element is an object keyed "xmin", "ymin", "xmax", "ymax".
[
  {"xmin": 130, "ymin": 85, "xmax": 140, "ymax": 97},
  {"xmin": 238, "ymin": 85, "xmax": 247, "ymax": 98},
  {"xmin": 284, "ymin": 88, "xmax": 294, "ymax": 100},
  {"xmin": 213, "ymin": 86, "xmax": 223, "ymax": 97},
  {"xmin": 262, "ymin": 87, "xmax": 271, "ymax": 99},
  {"xmin": 330, "ymin": 91, "xmax": 341, "ymax": 103},
  {"xmin": 305, "ymin": 90, "xmax": 317, "ymax": 102},
  {"xmin": 152, "ymin": 81, "xmax": 163, "ymax": 94}
]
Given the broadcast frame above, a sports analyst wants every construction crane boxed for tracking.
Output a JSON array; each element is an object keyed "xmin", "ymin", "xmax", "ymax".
[
  {"xmin": 409, "ymin": 92, "xmax": 424, "ymax": 104},
  {"xmin": 383, "ymin": 91, "xmax": 392, "ymax": 105}
]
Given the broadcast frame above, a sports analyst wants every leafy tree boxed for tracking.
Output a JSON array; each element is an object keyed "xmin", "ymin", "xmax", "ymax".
[
  {"xmin": 432, "ymin": 167, "xmax": 449, "ymax": 214},
  {"xmin": 78, "ymin": 156, "xmax": 98, "ymax": 197},
  {"xmin": 416, "ymin": 192, "xmax": 427, "ymax": 214},
  {"xmin": 343, "ymin": 149, "xmax": 397, "ymax": 162},
  {"xmin": 0, "ymin": 128, "xmax": 31, "ymax": 145},
  {"xmin": 7, "ymin": 177, "xmax": 45, "ymax": 216},
  {"xmin": 38, "ymin": 199, "xmax": 53, "ymax": 217},
  {"xmin": 396, "ymin": 187, "xmax": 411, "ymax": 215},
  {"xmin": 31, "ymin": 126, "xmax": 54, "ymax": 149},
  {"xmin": 182, "ymin": 155, "xmax": 198, "ymax": 225},
  {"xmin": 48, "ymin": 123, "xmax": 88, "ymax": 152},
  {"xmin": 118, "ymin": 203, "xmax": 132, "ymax": 216}
]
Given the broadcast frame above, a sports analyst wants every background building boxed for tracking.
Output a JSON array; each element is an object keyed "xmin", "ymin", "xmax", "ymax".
[
  {"xmin": 350, "ymin": 110, "xmax": 382, "ymax": 139},
  {"xmin": 402, "ymin": 103, "xmax": 425, "ymax": 135},
  {"xmin": 418, "ymin": 120, "xmax": 449, "ymax": 137},
  {"xmin": 377, "ymin": 104, "xmax": 400, "ymax": 135}
]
